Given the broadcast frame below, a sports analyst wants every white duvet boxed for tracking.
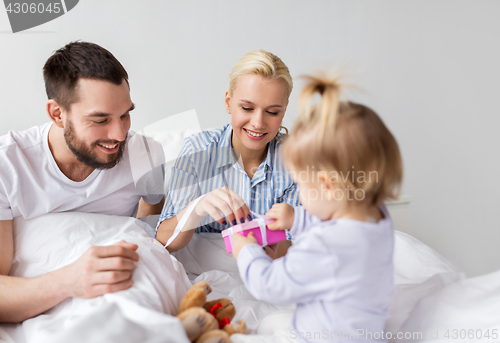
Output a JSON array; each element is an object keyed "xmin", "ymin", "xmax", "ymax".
[
  {"xmin": 1, "ymin": 212, "xmax": 192, "ymax": 343},
  {"xmin": 1, "ymin": 212, "xmax": 499, "ymax": 343}
]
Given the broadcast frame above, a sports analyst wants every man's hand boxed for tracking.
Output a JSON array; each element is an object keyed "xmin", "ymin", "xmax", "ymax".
[
  {"xmin": 232, "ymin": 232, "xmax": 258, "ymax": 261},
  {"xmin": 64, "ymin": 240, "xmax": 139, "ymax": 298},
  {"xmin": 265, "ymin": 203, "xmax": 295, "ymax": 231},
  {"xmin": 0, "ymin": 240, "xmax": 140, "ymax": 323}
]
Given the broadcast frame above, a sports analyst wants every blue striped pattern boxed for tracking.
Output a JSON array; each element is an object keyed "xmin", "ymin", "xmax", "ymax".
[{"xmin": 157, "ymin": 124, "xmax": 300, "ymax": 234}]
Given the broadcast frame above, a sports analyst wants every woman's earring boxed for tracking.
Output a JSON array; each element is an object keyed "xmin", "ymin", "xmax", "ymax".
[{"xmin": 275, "ymin": 125, "xmax": 288, "ymax": 141}]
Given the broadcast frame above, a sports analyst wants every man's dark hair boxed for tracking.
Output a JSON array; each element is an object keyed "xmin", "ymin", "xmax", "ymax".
[{"xmin": 43, "ymin": 41, "xmax": 129, "ymax": 111}]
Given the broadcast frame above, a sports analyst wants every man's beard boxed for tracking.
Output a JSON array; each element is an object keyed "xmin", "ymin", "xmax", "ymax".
[{"xmin": 64, "ymin": 121, "xmax": 127, "ymax": 170}]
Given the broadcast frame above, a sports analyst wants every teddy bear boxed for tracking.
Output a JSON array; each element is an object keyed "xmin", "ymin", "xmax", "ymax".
[{"xmin": 177, "ymin": 281, "xmax": 247, "ymax": 343}]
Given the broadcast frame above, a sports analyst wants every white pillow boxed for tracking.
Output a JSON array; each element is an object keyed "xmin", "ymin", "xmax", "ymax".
[
  {"xmin": 135, "ymin": 109, "xmax": 204, "ymax": 193},
  {"xmin": 386, "ymin": 231, "xmax": 464, "ymax": 336}
]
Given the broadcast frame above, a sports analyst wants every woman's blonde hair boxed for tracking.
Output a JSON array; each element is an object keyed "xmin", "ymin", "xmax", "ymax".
[
  {"xmin": 229, "ymin": 49, "xmax": 292, "ymax": 140},
  {"xmin": 283, "ymin": 73, "xmax": 403, "ymax": 206},
  {"xmin": 229, "ymin": 49, "xmax": 293, "ymax": 97}
]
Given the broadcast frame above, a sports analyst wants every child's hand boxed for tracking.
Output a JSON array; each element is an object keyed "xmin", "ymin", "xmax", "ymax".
[
  {"xmin": 265, "ymin": 203, "xmax": 295, "ymax": 231},
  {"xmin": 232, "ymin": 232, "xmax": 258, "ymax": 261}
]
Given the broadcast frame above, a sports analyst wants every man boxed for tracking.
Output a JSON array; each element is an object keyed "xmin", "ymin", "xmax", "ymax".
[{"xmin": 0, "ymin": 42, "xmax": 164, "ymax": 322}]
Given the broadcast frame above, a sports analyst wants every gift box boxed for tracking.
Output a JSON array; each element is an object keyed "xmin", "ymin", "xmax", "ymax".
[{"xmin": 221, "ymin": 217, "xmax": 287, "ymax": 253}]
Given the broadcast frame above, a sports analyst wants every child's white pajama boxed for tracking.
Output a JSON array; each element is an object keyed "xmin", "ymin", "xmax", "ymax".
[{"xmin": 235, "ymin": 206, "xmax": 394, "ymax": 342}]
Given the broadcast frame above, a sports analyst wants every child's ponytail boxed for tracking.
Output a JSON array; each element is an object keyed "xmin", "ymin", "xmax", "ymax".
[
  {"xmin": 283, "ymin": 72, "xmax": 403, "ymax": 206},
  {"xmin": 298, "ymin": 74, "xmax": 344, "ymax": 142}
]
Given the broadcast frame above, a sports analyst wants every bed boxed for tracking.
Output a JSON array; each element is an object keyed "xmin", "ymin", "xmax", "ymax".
[
  {"xmin": 2, "ymin": 211, "xmax": 497, "ymax": 343},
  {"xmin": 1, "ymin": 116, "xmax": 498, "ymax": 342}
]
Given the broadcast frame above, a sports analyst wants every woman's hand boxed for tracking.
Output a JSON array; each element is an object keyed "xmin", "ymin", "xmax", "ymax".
[
  {"xmin": 265, "ymin": 203, "xmax": 295, "ymax": 231},
  {"xmin": 194, "ymin": 187, "xmax": 251, "ymax": 226},
  {"xmin": 232, "ymin": 232, "xmax": 258, "ymax": 260}
]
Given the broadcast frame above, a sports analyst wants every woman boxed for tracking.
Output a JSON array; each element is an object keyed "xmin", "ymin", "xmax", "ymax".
[{"xmin": 156, "ymin": 50, "xmax": 299, "ymax": 258}]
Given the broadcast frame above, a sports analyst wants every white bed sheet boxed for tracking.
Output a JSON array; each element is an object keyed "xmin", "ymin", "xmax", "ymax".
[
  {"xmin": 397, "ymin": 270, "xmax": 500, "ymax": 342},
  {"xmin": 171, "ymin": 232, "xmax": 295, "ymax": 333}
]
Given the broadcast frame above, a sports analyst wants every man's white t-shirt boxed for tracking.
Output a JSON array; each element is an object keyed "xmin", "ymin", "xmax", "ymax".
[{"xmin": 0, "ymin": 122, "xmax": 165, "ymax": 220}]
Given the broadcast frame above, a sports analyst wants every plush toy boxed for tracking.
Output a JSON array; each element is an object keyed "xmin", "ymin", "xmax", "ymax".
[{"xmin": 177, "ymin": 281, "xmax": 247, "ymax": 343}]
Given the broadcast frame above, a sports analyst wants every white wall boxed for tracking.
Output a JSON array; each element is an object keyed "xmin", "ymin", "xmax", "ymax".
[{"xmin": 1, "ymin": 0, "xmax": 499, "ymax": 277}]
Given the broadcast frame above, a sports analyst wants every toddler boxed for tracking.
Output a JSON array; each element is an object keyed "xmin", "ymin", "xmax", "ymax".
[{"xmin": 231, "ymin": 73, "xmax": 403, "ymax": 342}]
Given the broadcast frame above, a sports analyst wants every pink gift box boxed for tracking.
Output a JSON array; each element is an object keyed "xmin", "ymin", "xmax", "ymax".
[{"xmin": 221, "ymin": 218, "xmax": 287, "ymax": 253}]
